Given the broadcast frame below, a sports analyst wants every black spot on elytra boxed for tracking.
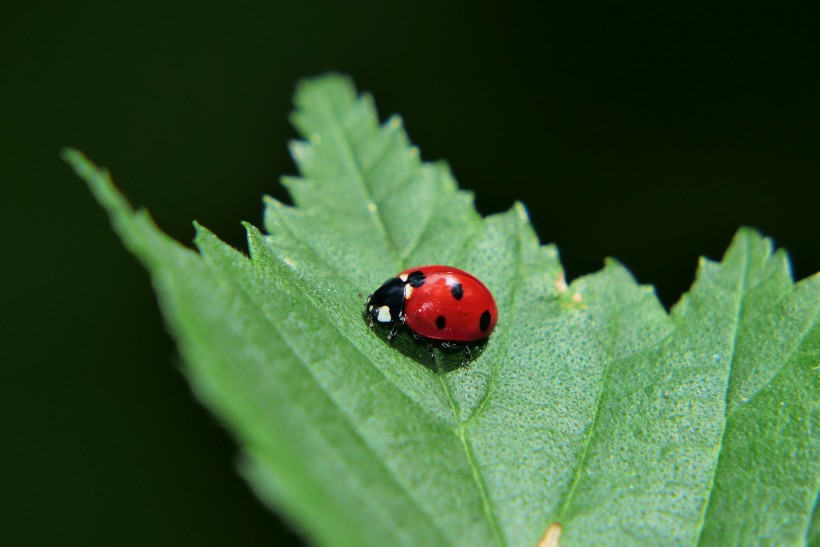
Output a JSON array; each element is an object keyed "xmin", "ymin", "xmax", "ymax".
[
  {"xmin": 435, "ymin": 315, "xmax": 446, "ymax": 329},
  {"xmin": 479, "ymin": 310, "xmax": 491, "ymax": 332},
  {"xmin": 407, "ymin": 271, "xmax": 426, "ymax": 287},
  {"xmin": 450, "ymin": 282, "xmax": 463, "ymax": 300}
]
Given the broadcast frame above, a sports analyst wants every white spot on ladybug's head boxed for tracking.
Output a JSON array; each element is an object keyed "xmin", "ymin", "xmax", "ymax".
[
  {"xmin": 404, "ymin": 284, "xmax": 414, "ymax": 299},
  {"xmin": 398, "ymin": 273, "xmax": 409, "ymax": 282},
  {"xmin": 377, "ymin": 305, "xmax": 392, "ymax": 323}
]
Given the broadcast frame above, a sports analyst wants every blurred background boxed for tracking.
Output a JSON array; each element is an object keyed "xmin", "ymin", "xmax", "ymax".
[{"xmin": 2, "ymin": 2, "xmax": 817, "ymax": 545}]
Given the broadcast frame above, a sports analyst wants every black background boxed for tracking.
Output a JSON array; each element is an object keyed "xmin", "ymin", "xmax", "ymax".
[{"xmin": 2, "ymin": 2, "xmax": 818, "ymax": 545}]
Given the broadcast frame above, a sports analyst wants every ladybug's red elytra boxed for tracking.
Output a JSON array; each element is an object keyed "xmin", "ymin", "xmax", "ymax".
[{"xmin": 366, "ymin": 265, "xmax": 498, "ymax": 364}]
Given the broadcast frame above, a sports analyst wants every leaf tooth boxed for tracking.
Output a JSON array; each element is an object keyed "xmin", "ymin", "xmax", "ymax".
[
  {"xmin": 288, "ymin": 140, "xmax": 314, "ymax": 163},
  {"xmin": 513, "ymin": 200, "xmax": 530, "ymax": 223},
  {"xmin": 262, "ymin": 194, "xmax": 286, "ymax": 208},
  {"xmin": 386, "ymin": 114, "xmax": 403, "ymax": 130}
]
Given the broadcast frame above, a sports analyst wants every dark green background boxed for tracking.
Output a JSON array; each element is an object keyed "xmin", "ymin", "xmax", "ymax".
[{"xmin": 2, "ymin": 2, "xmax": 818, "ymax": 545}]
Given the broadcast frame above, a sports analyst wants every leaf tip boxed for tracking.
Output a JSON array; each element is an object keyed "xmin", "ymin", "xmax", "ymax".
[
  {"xmin": 61, "ymin": 147, "xmax": 104, "ymax": 183},
  {"xmin": 296, "ymin": 71, "xmax": 355, "ymax": 93},
  {"xmin": 293, "ymin": 72, "xmax": 358, "ymax": 112},
  {"xmin": 513, "ymin": 201, "xmax": 530, "ymax": 223},
  {"xmin": 721, "ymin": 227, "xmax": 799, "ymax": 282},
  {"xmin": 602, "ymin": 256, "xmax": 624, "ymax": 269},
  {"xmin": 387, "ymin": 113, "xmax": 402, "ymax": 128},
  {"xmin": 601, "ymin": 256, "xmax": 638, "ymax": 281},
  {"xmin": 262, "ymin": 194, "xmax": 281, "ymax": 206},
  {"xmin": 726, "ymin": 226, "xmax": 774, "ymax": 259},
  {"xmin": 192, "ymin": 220, "xmax": 216, "ymax": 245},
  {"xmin": 61, "ymin": 147, "xmax": 136, "ymax": 222},
  {"xmin": 60, "ymin": 146, "xmax": 83, "ymax": 165},
  {"xmin": 241, "ymin": 220, "xmax": 264, "ymax": 238},
  {"xmin": 735, "ymin": 225, "xmax": 764, "ymax": 240},
  {"xmin": 241, "ymin": 221, "xmax": 268, "ymax": 260},
  {"xmin": 288, "ymin": 140, "xmax": 313, "ymax": 162}
]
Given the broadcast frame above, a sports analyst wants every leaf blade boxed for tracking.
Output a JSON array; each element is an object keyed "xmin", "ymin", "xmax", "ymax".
[
  {"xmin": 696, "ymin": 234, "xmax": 820, "ymax": 545},
  {"xmin": 66, "ymin": 74, "xmax": 820, "ymax": 547}
]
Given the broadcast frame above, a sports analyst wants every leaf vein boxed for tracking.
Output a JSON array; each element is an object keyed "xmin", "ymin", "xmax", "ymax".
[
  {"xmin": 318, "ymin": 94, "xmax": 402, "ymax": 269},
  {"xmin": 464, "ymin": 223, "xmax": 526, "ymax": 427},
  {"xmin": 555, "ymin": 289, "xmax": 622, "ymax": 522},
  {"xmin": 203, "ymin": 245, "xmax": 453, "ymax": 545},
  {"xmin": 726, "ymin": 303, "xmax": 820, "ymax": 422},
  {"xmin": 258, "ymin": 216, "xmax": 452, "ymax": 425},
  {"xmin": 726, "ymin": 312, "xmax": 820, "ymax": 424},
  {"xmin": 694, "ymin": 236, "xmax": 752, "ymax": 545},
  {"xmin": 437, "ymin": 372, "xmax": 506, "ymax": 546}
]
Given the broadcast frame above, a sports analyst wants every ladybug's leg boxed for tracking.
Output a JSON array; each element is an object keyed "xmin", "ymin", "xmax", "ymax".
[
  {"xmin": 365, "ymin": 296, "xmax": 375, "ymax": 328},
  {"xmin": 426, "ymin": 339, "xmax": 435, "ymax": 361},
  {"xmin": 463, "ymin": 345, "xmax": 473, "ymax": 366},
  {"xmin": 387, "ymin": 312, "xmax": 406, "ymax": 342}
]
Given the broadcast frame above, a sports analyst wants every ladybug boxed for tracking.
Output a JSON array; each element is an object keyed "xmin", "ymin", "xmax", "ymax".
[{"xmin": 366, "ymin": 265, "xmax": 498, "ymax": 363}]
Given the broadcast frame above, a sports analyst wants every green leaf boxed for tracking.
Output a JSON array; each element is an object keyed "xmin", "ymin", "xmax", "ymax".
[
  {"xmin": 64, "ymin": 74, "xmax": 820, "ymax": 547},
  {"xmin": 809, "ymin": 502, "xmax": 820, "ymax": 547}
]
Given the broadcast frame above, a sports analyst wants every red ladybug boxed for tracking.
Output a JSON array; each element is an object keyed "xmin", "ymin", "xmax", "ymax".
[{"xmin": 366, "ymin": 265, "xmax": 498, "ymax": 363}]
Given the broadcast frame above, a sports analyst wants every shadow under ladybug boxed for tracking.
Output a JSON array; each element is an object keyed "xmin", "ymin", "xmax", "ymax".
[{"xmin": 364, "ymin": 265, "xmax": 498, "ymax": 372}]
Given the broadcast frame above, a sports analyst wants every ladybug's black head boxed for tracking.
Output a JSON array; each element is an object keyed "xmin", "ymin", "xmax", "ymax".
[{"xmin": 366, "ymin": 276, "xmax": 405, "ymax": 326}]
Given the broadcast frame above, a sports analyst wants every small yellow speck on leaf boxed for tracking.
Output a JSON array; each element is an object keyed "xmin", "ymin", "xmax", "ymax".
[
  {"xmin": 535, "ymin": 522, "xmax": 562, "ymax": 547},
  {"xmin": 554, "ymin": 273, "xmax": 568, "ymax": 293}
]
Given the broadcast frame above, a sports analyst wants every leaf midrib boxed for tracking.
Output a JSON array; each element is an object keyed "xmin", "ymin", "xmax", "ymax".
[
  {"xmin": 438, "ymin": 373, "xmax": 506, "ymax": 546},
  {"xmin": 398, "ymin": 164, "xmax": 452, "ymax": 264},
  {"xmin": 725, "ymin": 299, "xmax": 820, "ymax": 422},
  {"xmin": 554, "ymin": 294, "xmax": 622, "ymax": 524},
  {"xmin": 313, "ymin": 97, "xmax": 444, "ymax": 266},
  {"xmin": 254, "ymin": 216, "xmax": 452, "ymax": 422},
  {"xmin": 198, "ymin": 232, "xmax": 455, "ymax": 545},
  {"xmin": 315, "ymin": 92, "xmax": 402, "ymax": 270},
  {"xmin": 436, "ymin": 215, "xmax": 528, "ymax": 546},
  {"xmin": 257, "ymin": 216, "xmax": 508, "ymax": 543},
  {"xmin": 693, "ymin": 237, "xmax": 752, "ymax": 545}
]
